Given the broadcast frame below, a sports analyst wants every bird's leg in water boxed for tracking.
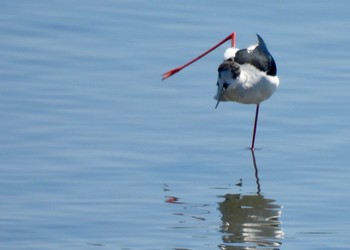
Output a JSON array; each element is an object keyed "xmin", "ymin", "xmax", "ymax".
[{"xmin": 251, "ymin": 104, "xmax": 260, "ymax": 150}]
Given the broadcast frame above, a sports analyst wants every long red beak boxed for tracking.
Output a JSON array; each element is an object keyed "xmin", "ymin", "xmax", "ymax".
[{"xmin": 162, "ymin": 32, "xmax": 236, "ymax": 80}]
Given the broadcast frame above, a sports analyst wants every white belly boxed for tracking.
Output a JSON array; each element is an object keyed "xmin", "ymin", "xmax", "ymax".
[{"xmin": 215, "ymin": 64, "xmax": 279, "ymax": 104}]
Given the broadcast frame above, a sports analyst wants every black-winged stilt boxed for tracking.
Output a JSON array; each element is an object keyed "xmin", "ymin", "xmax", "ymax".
[{"xmin": 162, "ymin": 33, "xmax": 279, "ymax": 150}]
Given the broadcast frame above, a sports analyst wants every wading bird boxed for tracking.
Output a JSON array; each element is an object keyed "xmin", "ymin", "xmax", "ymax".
[{"xmin": 162, "ymin": 33, "xmax": 279, "ymax": 150}]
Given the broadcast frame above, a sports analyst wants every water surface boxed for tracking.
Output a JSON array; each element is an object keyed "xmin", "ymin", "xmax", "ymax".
[{"xmin": 0, "ymin": 1, "xmax": 350, "ymax": 249}]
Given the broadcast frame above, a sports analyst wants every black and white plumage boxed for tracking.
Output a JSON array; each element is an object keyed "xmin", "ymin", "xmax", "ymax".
[
  {"xmin": 214, "ymin": 34, "xmax": 279, "ymax": 150},
  {"xmin": 162, "ymin": 33, "xmax": 279, "ymax": 150},
  {"xmin": 215, "ymin": 34, "xmax": 279, "ymax": 106}
]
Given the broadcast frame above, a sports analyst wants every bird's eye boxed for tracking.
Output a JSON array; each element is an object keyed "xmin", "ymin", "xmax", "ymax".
[{"xmin": 223, "ymin": 83, "xmax": 229, "ymax": 89}]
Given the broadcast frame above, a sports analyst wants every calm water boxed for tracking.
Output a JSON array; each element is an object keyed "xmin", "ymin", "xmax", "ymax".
[{"xmin": 0, "ymin": 1, "xmax": 350, "ymax": 249}]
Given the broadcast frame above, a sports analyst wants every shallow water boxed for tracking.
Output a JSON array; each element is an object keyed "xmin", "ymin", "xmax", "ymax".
[{"xmin": 0, "ymin": 1, "xmax": 350, "ymax": 249}]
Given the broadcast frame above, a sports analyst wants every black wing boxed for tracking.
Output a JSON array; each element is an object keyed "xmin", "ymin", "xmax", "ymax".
[{"xmin": 234, "ymin": 34, "xmax": 277, "ymax": 76}]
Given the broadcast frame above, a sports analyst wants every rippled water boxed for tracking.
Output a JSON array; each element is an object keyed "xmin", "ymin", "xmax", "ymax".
[{"xmin": 0, "ymin": 1, "xmax": 350, "ymax": 249}]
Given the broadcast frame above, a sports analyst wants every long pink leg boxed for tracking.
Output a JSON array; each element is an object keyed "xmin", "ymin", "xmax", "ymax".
[
  {"xmin": 251, "ymin": 104, "xmax": 260, "ymax": 150},
  {"xmin": 162, "ymin": 33, "xmax": 236, "ymax": 80}
]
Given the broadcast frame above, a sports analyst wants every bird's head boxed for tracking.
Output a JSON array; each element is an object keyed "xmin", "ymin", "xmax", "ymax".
[{"xmin": 215, "ymin": 60, "xmax": 240, "ymax": 109}]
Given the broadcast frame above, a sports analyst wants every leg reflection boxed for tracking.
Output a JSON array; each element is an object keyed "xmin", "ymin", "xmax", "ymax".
[
  {"xmin": 251, "ymin": 150, "xmax": 261, "ymax": 195},
  {"xmin": 218, "ymin": 151, "xmax": 284, "ymax": 249}
]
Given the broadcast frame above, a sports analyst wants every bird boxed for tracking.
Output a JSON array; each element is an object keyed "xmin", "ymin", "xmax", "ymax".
[
  {"xmin": 214, "ymin": 34, "xmax": 279, "ymax": 150},
  {"xmin": 162, "ymin": 33, "xmax": 279, "ymax": 150}
]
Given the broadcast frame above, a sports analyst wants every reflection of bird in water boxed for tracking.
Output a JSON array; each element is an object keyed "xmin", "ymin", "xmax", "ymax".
[
  {"xmin": 218, "ymin": 151, "xmax": 284, "ymax": 249},
  {"xmin": 218, "ymin": 194, "xmax": 283, "ymax": 249}
]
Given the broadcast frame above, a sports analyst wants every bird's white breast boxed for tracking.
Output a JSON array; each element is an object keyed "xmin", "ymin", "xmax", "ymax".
[{"xmin": 216, "ymin": 64, "xmax": 279, "ymax": 104}]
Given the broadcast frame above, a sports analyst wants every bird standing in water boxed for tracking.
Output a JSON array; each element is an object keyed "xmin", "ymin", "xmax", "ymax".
[
  {"xmin": 215, "ymin": 34, "xmax": 279, "ymax": 150},
  {"xmin": 162, "ymin": 33, "xmax": 279, "ymax": 150}
]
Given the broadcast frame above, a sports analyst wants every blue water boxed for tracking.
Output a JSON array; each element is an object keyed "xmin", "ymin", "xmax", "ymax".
[{"xmin": 0, "ymin": 1, "xmax": 350, "ymax": 249}]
